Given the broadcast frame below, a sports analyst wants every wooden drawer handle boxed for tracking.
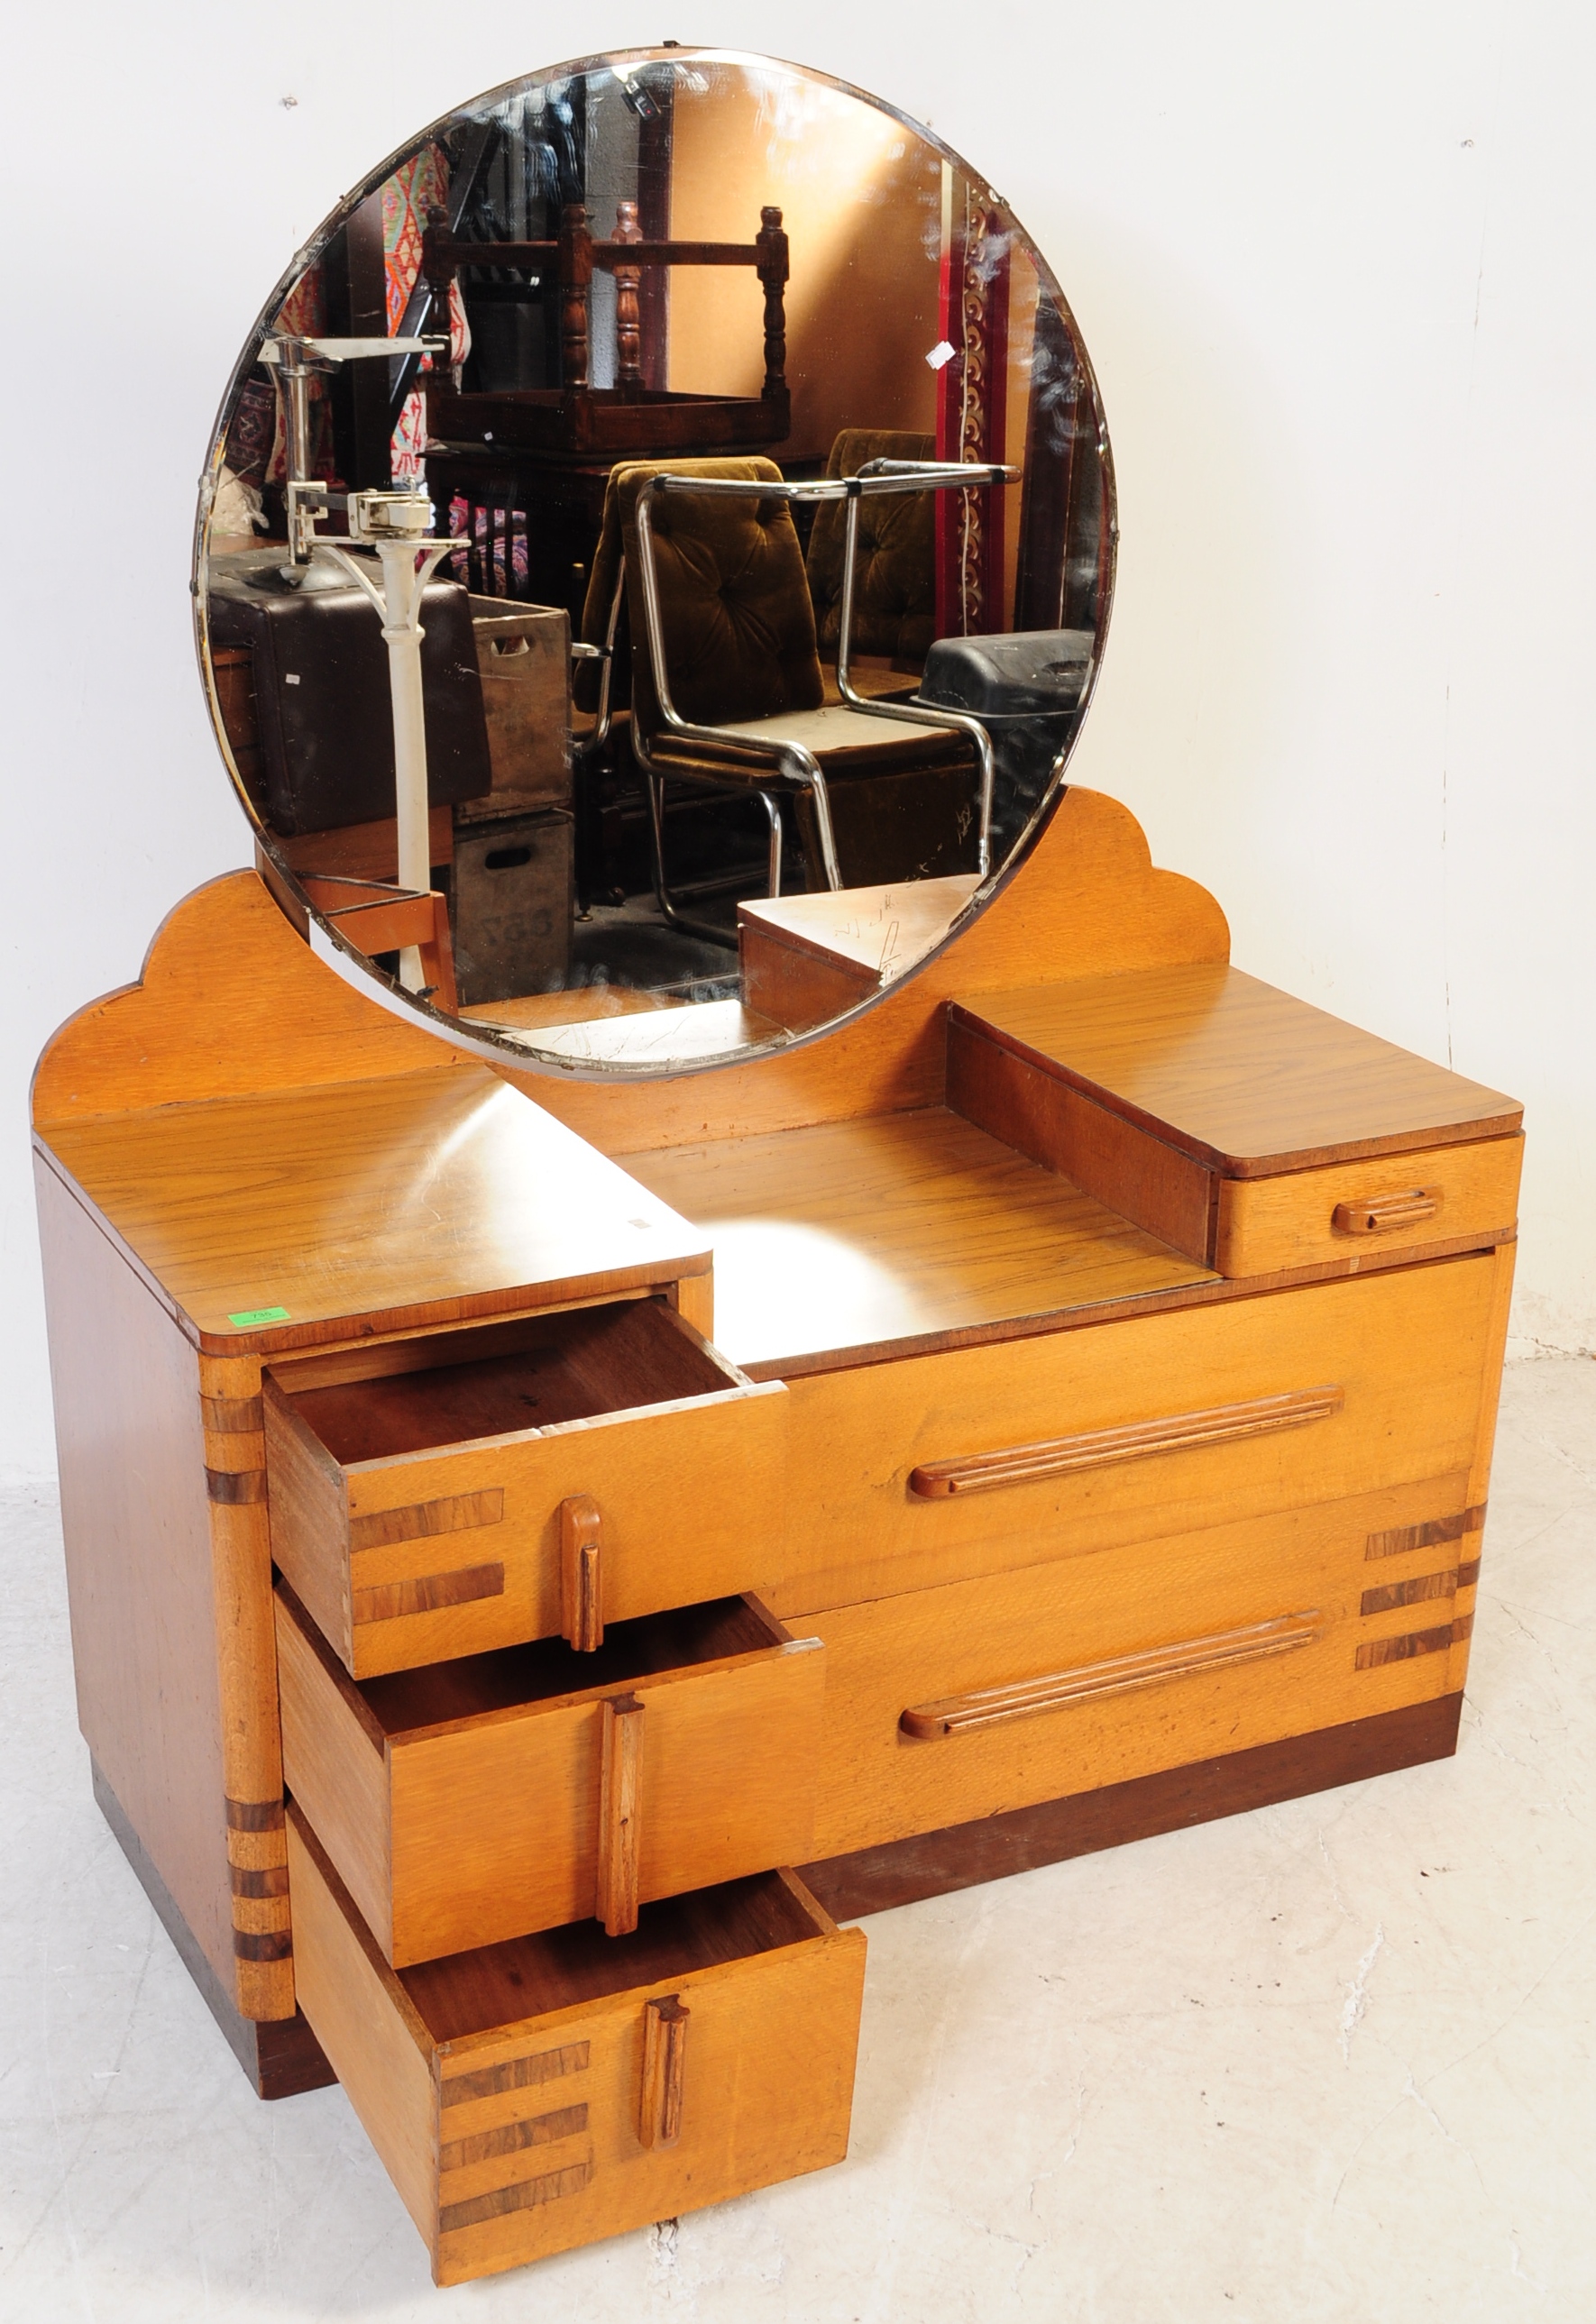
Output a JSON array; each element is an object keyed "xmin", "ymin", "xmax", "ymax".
[
  {"xmin": 909, "ymin": 1386, "xmax": 1344, "ymax": 1500},
  {"xmin": 901, "ymin": 1610, "xmax": 1322, "ymax": 1740},
  {"xmin": 1332, "ymin": 1189, "xmax": 1439, "ymax": 1236},
  {"xmin": 597, "ymin": 1694, "xmax": 644, "ymax": 1936},
  {"xmin": 640, "ymin": 1994, "xmax": 690, "ymax": 2149},
  {"xmin": 561, "ymin": 1494, "xmax": 603, "ymax": 1651}
]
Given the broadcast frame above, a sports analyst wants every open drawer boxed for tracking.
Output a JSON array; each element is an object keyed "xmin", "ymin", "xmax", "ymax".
[
  {"xmin": 276, "ymin": 1583, "xmax": 826, "ymax": 1963},
  {"xmin": 288, "ymin": 1808, "xmax": 866, "ymax": 2287},
  {"xmin": 264, "ymin": 1298, "xmax": 786, "ymax": 1679}
]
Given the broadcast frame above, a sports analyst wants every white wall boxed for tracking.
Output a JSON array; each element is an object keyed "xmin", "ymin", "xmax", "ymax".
[{"xmin": 4, "ymin": 1, "xmax": 1590, "ymax": 1477}]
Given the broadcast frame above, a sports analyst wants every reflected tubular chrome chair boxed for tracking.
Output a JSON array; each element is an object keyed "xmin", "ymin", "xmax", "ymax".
[{"xmin": 596, "ymin": 455, "xmax": 1014, "ymax": 942}]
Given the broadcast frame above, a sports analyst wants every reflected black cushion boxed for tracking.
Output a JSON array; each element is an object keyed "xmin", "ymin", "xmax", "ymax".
[
  {"xmin": 805, "ymin": 428, "xmax": 936, "ymax": 666},
  {"xmin": 584, "ymin": 457, "xmax": 826, "ymax": 740}
]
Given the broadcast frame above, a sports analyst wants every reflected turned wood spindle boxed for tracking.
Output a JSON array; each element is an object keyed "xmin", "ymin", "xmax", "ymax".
[
  {"xmin": 612, "ymin": 201, "xmax": 644, "ymax": 394},
  {"xmin": 558, "ymin": 203, "xmax": 592, "ymax": 389},
  {"xmin": 756, "ymin": 206, "xmax": 789, "ymax": 398}
]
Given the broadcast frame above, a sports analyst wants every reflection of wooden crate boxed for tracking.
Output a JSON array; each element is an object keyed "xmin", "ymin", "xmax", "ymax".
[
  {"xmin": 465, "ymin": 599, "xmax": 572, "ymax": 813},
  {"xmin": 452, "ymin": 809, "xmax": 573, "ymax": 1006}
]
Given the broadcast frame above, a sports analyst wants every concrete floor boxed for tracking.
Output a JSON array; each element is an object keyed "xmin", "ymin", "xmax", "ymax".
[{"xmin": 3, "ymin": 1353, "xmax": 1592, "ymax": 2321}]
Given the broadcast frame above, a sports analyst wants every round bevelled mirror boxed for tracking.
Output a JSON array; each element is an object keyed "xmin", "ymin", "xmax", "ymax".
[{"xmin": 196, "ymin": 46, "xmax": 1114, "ymax": 1075}]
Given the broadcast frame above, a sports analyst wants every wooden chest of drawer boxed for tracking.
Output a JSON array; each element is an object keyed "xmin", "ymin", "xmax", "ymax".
[
  {"xmin": 276, "ymin": 1585, "xmax": 826, "ymax": 1963},
  {"xmin": 288, "ymin": 1808, "xmax": 867, "ymax": 2287},
  {"xmin": 767, "ymin": 1253, "xmax": 1496, "ymax": 1618},
  {"xmin": 265, "ymin": 1298, "xmax": 785, "ymax": 1678},
  {"xmin": 948, "ymin": 966, "xmax": 1522, "ymax": 1278},
  {"xmin": 803, "ymin": 1472, "xmax": 1481, "ymax": 1857}
]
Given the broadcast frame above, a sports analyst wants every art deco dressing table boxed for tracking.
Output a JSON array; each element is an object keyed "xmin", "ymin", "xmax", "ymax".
[{"xmin": 32, "ymin": 48, "xmax": 1521, "ymax": 2290}]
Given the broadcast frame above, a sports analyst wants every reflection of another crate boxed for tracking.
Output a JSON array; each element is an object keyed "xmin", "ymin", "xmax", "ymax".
[
  {"xmin": 465, "ymin": 598, "xmax": 572, "ymax": 812},
  {"xmin": 452, "ymin": 810, "xmax": 573, "ymax": 1006}
]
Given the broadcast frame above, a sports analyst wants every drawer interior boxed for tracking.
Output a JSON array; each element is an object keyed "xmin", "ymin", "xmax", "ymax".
[
  {"xmin": 399, "ymin": 1870, "xmax": 828, "ymax": 2042},
  {"xmin": 333, "ymin": 1593, "xmax": 791, "ymax": 1740},
  {"xmin": 277, "ymin": 1298, "xmax": 738, "ymax": 1463}
]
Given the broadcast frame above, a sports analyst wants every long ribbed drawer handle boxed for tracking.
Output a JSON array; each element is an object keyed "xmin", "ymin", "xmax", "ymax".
[
  {"xmin": 1332, "ymin": 1189, "xmax": 1440, "ymax": 1235},
  {"xmin": 908, "ymin": 1386, "xmax": 1344, "ymax": 1499},
  {"xmin": 900, "ymin": 1610, "xmax": 1323, "ymax": 1740}
]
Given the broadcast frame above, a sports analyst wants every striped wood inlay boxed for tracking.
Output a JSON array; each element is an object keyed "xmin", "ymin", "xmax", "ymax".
[
  {"xmin": 1361, "ymin": 1568, "xmax": 1458, "ymax": 1617},
  {"xmin": 1365, "ymin": 1503, "xmax": 1486, "ymax": 1560},
  {"xmin": 230, "ymin": 1863, "xmax": 290, "ymax": 1899},
  {"xmin": 441, "ymin": 2041, "xmax": 591, "ymax": 2110},
  {"xmin": 909, "ymin": 1387, "xmax": 1344, "ymax": 1499},
  {"xmin": 206, "ymin": 1467, "xmax": 267, "ymax": 1505},
  {"xmin": 349, "ymin": 1487, "xmax": 505, "ymax": 1555},
  {"xmin": 352, "ymin": 1561, "xmax": 505, "ymax": 1626},
  {"xmin": 440, "ymin": 2104, "xmax": 589, "ymax": 2174},
  {"xmin": 438, "ymin": 2158, "xmax": 593, "ymax": 2235},
  {"xmin": 234, "ymin": 1927, "xmax": 292, "ymax": 1962},
  {"xmin": 226, "ymin": 1796, "xmax": 287, "ymax": 1833},
  {"xmin": 1355, "ymin": 1613, "xmax": 1473, "ymax": 1671}
]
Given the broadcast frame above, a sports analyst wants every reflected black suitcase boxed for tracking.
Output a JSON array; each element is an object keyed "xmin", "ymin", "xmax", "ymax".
[{"xmin": 207, "ymin": 558, "xmax": 492, "ymax": 837}]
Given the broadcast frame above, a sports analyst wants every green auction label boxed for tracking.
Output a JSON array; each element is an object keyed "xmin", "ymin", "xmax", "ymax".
[{"xmin": 227, "ymin": 1306, "xmax": 291, "ymax": 1328}]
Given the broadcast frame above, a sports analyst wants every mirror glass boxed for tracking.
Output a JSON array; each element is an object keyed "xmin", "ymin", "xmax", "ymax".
[{"xmin": 197, "ymin": 46, "xmax": 1114, "ymax": 1074}]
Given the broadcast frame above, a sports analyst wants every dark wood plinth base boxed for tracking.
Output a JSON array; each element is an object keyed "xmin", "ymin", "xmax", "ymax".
[
  {"xmin": 799, "ymin": 1693, "xmax": 1463, "ymax": 1920},
  {"xmin": 91, "ymin": 1761, "xmax": 335, "ymax": 2100}
]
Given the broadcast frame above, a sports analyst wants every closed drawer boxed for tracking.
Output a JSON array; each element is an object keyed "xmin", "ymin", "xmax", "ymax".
[
  {"xmin": 288, "ymin": 1808, "xmax": 866, "ymax": 2287},
  {"xmin": 804, "ymin": 1474, "xmax": 1481, "ymax": 1858},
  {"xmin": 265, "ymin": 1297, "xmax": 785, "ymax": 1678},
  {"xmin": 765, "ymin": 1255, "xmax": 1496, "ymax": 1620},
  {"xmin": 277, "ymin": 1583, "xmax": 826, "ymax": 1964},
  {"xmin": 1214, "ymin": 1134, "xmax": 1522, "ymax": 1276}
]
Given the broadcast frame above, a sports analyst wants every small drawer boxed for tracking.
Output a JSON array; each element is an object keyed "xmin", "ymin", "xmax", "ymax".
[
  {"xmin": 287, "ymin": 1808, "xmax": 866, "ymax": 2287},
  {"xmin": 804, "ymin": 1475, "xmax": 1481, "ymax": 1859},
  {"xmin": 767, "ymin": 1255, "xmax": 1497, "ymax": 1618},
  {"xmin": 1214, "ymin": 1134, "xmax": 1523, "ymax": 1276},
  {"xmin": 265, "ymin": 1298, "xmax": 785, "ymax": 1679},
  {"xmin": 276, "ymin": 1583, "xmax": 826, "ymax": 1964}
]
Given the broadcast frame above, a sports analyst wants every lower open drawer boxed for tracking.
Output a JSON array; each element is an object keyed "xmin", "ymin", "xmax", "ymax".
[
  {"xmin": 287, "ymin": 1807, "xmax": 866, "ymax": 2287},
  {"xmin": 276, "ymin": 1584, "xmax": 826, "ymax": 1963}
]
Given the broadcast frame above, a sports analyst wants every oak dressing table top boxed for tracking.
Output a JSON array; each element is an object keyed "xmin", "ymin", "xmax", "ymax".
[
  {"xmin": 955, "ymin": 964, "xmax": 1523, "ymax": 1178},
  {"xmin": 38, "ymin": 1067, "xmax": 712, "ymax": 1359},
  {"xmin": 621, "ymin": 1107, "xmax": 1217, "ymax": 1377}
]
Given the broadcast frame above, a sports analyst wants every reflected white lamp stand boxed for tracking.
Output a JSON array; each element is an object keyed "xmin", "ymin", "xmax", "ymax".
[{"xmin": 261, "ymin": 332, "xmax": 454, "ymax": 993}]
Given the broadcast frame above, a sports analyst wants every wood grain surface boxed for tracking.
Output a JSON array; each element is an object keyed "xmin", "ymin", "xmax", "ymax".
[
  {"xmin": 738, "ymin": 875, "xmax": 980, "ymax": 1032},
  {"xmin": 93, "ymin": 1761, "xmax": 334, "ymax": 2098},
  {"xmin": 32, "ymin": 870, "xmax": 451, "ymax": 1127},
  {"xmin": 276, "ymin": 1582, "xmax": 824, "ymax": 1963},
  {"xmin": 621, "ymin": 1106, "xmax": 1215, "ymax": 1373},
  {"xmin": 1214, "ymin": 1135, "xmax": 1523, "ymax": 1275},
  {"xmin": 952, "ymin": 964, "xmax": 1522, "ymax": 1177},
  {"xmin": 495, "ymin": 789, "xmax": 1231, "ymax": 1152},
  {"xmin": 761, "ymin": 1256, "xmax": 1494, "ymax": 1618},
  {"xmin": 799, "ymin": 1693, "xmax": 1463, "ymax": 1919},
  {"xmin": 36, "ymin": 1162, "xmax": 239, "ymax": 2005},
  {"xmin": 266, "ymin": 1310, "xmax": 788, "ymax": 1679},
  {"xmin": 288, "ymin": 1811, "xmax": 866, "ymax": 2287},
  {"xmin": 801, "ymin": 1472, "xmax": 1476, "ymax": 1858},
  {"xmin": 41, "ymin": 1064, "xmax": 713, "ymax": 1358},
  {"xmin": 948, "ymin": 1012, "xmax": 1215, "ymax": 1261}
]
